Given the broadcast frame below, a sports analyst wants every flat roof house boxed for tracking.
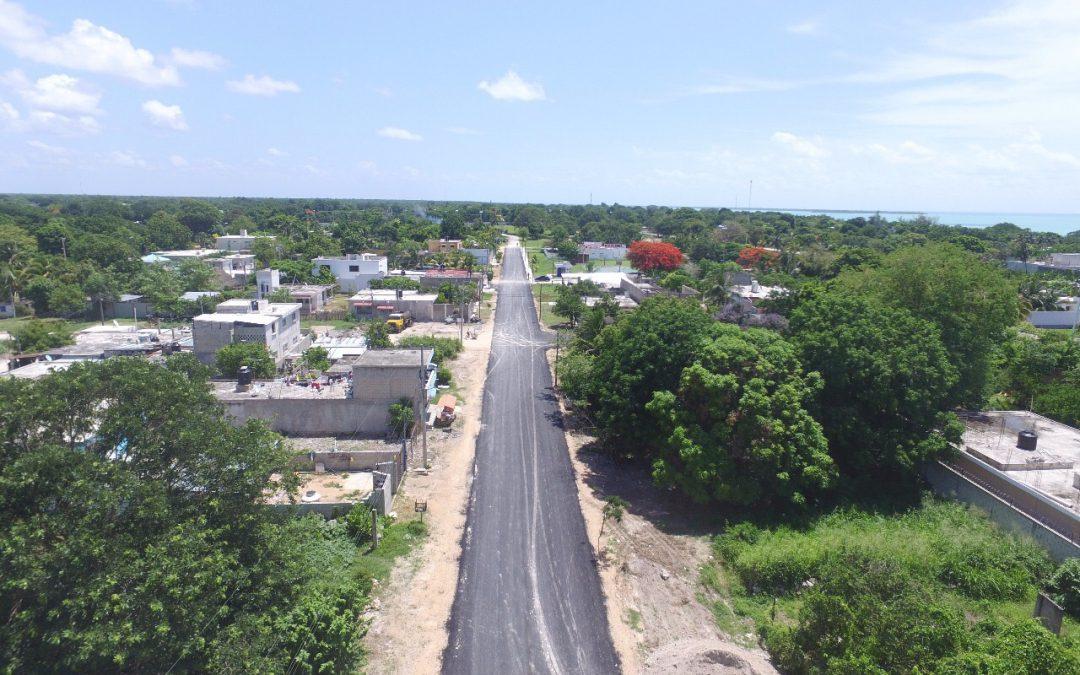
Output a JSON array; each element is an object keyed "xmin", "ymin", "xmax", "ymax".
[
  {"xmin": 312, "ymin": 253, "xmax": 387, "ymax": 293},
  {"xmin": 193, "ymin": 298, "xmax": 304, "ymax": 366},
  {"xmin": 216, "ymin": 230, "xmax": 272, "ymax": 253},
  {"xmin": 255, "ymin": 268, "xmax": 333, "ymax": 314}
]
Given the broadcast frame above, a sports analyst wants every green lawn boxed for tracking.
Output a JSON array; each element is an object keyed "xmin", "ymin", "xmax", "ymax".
[
  {"xmin": 353, "ymin": 518, "xmax": 428, "ymax": 581},
  {"xmin": 527, "ymin": 251, "xmax": 555, "ymax": 276},
  {"xmin": 533, "ymin": 288, "xmax": 569, "ymax": 328}
]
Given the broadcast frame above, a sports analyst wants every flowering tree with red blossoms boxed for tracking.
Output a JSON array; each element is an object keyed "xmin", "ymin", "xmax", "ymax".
[
  {"xmin": 737, "ymin": 245, "xmax": 780, "ymax": 270},
  {"xmin": 626, "ymin": 241, "xmax": 684, "ymax": 273}
]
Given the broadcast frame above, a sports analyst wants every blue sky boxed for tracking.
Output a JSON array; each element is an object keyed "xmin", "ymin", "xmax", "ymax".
[{"xmin": 1, "ymin": 0, "xmax": 1079, "ymax": 213}]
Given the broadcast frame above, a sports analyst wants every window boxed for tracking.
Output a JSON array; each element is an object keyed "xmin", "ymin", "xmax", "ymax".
[{"xmin": 348, "ymin": 265, "xmax": 360, "ymax": 272}]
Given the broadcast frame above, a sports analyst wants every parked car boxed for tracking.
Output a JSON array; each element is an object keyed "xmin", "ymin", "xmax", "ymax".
[{"xmin": 534, "ymin": 275, "xmax": 551, "ymax": 282}]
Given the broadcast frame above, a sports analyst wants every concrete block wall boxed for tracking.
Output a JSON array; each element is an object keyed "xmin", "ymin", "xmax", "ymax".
[
  {"xmin": 222, "ymin": 397, "xmax": 392, "ymax": 436},
  {"xmin": 925, "ymin": 461, "xmax": 1080, "ymax": 562}
]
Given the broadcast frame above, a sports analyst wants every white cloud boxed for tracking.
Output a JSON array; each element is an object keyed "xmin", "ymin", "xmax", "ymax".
[
  {"xmin": 373, "ymin": 86, "xmax": 393, "ymax": 98},
  {"xmin": 478, "ymin": 70, "xmax": 546, "ymax": 101},
  {"xmin": 446, "ymin": 126, "xmax": 481, "ymax": 136},
  {"xmin": 26, "ymin": 139, "xmax": 68, "ymax": 155},
  {"xmin": 377, "ymin": 126, "xmax": 422, "ymax": 141},
  {"xmin": 141, "ymin": 99, "xmax": 187, "ymax": 131},
  {"xmin": 107, "ymin": 149, "xmax": 147, "ymax": 168},
  {"xmin": 0, "ymin": 1, "xmax": 179, "ymax": 85},
  {"xmin": 786, "ymin": 20, "xmax": 820, "ymax": 35},
  {"xmin": 169, "ymin": 154, "xmax": 187, "ymax": 167},
  {"xmin": 170, "ymin": 47, "xmax": 226, "ymax": 70},
  {"xmin": 772, "ymin": 131, "xmax": 827, "ymax": 158},
  {"xmin": 0, "ymin": 99, "xmax": 18, "ymax": 122},
  {"xmin": 20, "ymin": 109, "xmax": 100, "ymax": 135},
  {"xmin": 2, "ymin": 69, "xmax": 100, "ymax": 113},
  {"xmin": 267, "ymin": 147, "xmax": 287, "ymax": 156},
  {"xmin": 226, "ymin": 74, "xmax": 300, "ymax": 96},
  {"xmin": 857, "ymin": 140, "xmax": 937, "ymax": 164}
]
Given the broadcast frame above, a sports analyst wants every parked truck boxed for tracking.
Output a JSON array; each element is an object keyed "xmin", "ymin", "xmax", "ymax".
[{"xmin": 385, "ymin": 311, "xmax": 414, "ymax": 333}]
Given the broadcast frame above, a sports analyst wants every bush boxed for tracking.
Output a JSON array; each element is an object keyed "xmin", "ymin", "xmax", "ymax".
[
  {"xmin": 388, "ymin": 397, "xmax": 413, "ymax": 438},
  {"xmin": 345, "ymin": 505, "xmax": 375, "ymax": 543},
  {"xmin": 398, "ymin": 335, "xmax": 462, "ymax": 363},
  {"xmin": 436, "ymin": 364, "xmax": 452, "ymax": 386},
  {"xmin": 8, "ymin": 319, "xmax": 73, "ymax": 353},
  {"xmin": 1049, "ymin": 558, "xmax": 1080, "ymax": 617}
]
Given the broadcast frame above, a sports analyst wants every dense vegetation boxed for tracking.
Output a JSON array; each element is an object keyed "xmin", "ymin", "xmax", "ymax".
[
  {"xmin": 0, "ymin": 356, "xmax": 424, "ymax": 671},
  {"xmin": 708, "ymin": 499, "xmax": 1079, "ymax": 673}
]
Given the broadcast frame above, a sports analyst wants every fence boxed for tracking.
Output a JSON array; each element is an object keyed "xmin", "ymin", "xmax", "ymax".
[{"xmin": 307, "ymin": 309, "xmax": 349, "ymax": 322}]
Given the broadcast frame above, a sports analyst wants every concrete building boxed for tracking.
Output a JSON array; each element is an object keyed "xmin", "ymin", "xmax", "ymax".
[
  {"xmin": 419, "ymin": 268, "xmax": 484, "ymax": 290},
  {"xmin": 427, "ymin": 238, "xmax": 463, "ymax": 253},
  {"xmin": 216, "ymin": 230, "xmax": 272, "ymax": 252},
  {"xmin": 0, "ymin": 300, "xmax": 14, "ymax": 319},
  {"xmin": 350, "ymin": 289, "xmax": 468, "ymax": 322},
  {"xmin": 925, "ymin": 410, "xmax": 1080, "ymax": 561},
  {"xmin": 98, "ymin": 293, "xmax": 154, "ymax": 319},
  {"xmin": 215, "ymin": 348, "xmax": 435, "ymax": 438},
  {"xmin": 312, "ymin": 253, "xmax": 387, "ymax": 292},
  {"xmin": 193, "ymin": 298, "xmax": 304, "ymax": 366},
  {"xmin": 729, "ymin": 279, "xmax": 786, "ymax": 312},
  {"xmin": 255, "ymin": 268, "xmax": 333, "ymax": 314},
  {"xmin": 143, "ymin": 249, "xmax": 254, "ymax": 288},
  {"xmin": 1050, "ymin": 253, "xmax": 1080, "ymax": 268},
  {"xmin": 463, "ymin": 248, "xmax": 492, "ymax": 265},
  {"xmin": 576, "ymin": 242, "xmax": 627, "ymax": 262}
]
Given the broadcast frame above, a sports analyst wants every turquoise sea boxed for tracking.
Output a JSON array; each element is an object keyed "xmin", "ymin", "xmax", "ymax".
[{"xmin": 741, "ymin": 208, "xmax": 1080, "ymax": 236}]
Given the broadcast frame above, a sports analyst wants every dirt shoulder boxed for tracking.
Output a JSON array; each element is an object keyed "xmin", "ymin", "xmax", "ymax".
[
  {"xmin": 359, "ymin": 281, "xmax": 497, "ymax": 674},
  {"xmin": 542, "ymin": 345, "xmax": 777, "ymax": 674}
]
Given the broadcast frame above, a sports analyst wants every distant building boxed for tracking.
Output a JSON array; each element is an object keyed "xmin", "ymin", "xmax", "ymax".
[
  {"xmin": 312, "ymin": 253, "xmax": 387, "ymax": 292},
  {"xmin": 192, "ymin": 298, "xmax": 304, "ymax": 366},
  {"xmin": 0, "ymin": 300, "xmax": 16, "ymax": 319},
  {"xmin": 1050, "ymin": 253, "xmax": 1080, "ymax": 268},
  {"xmin": 463, "ymin": 248, "xmax": 492, "ymax": 265},
  {"xmin": 142, "ymin": 249, "xmax": 254, "ymax": 288},
  {"xmin": 729, "ymin": 279, "xmax": 785, "ymax": 312},
  {"xmin": 576, "ymin": 242, "xmax": 627, "ymax": 263},
  {"xmin": 427, "ymin": 239, "xmax": 463, "ymax": 253},
  {"xmin": 99, "ymin": 293, "xmax": 154, "ymax": 319},
  {"xmin": 419, "ymin": 268, "xmax": 484, "ymax": 290},
  {"xmin": 350, "ymin": 289, "xmax": 468, "ymax": 322},
  {"xmin": 255, "ymin": 268, "xmax": 333, "ymax": 314},
  {"xmin": 216, "ymin": 230, "xmax": 272, "ymax": 252},
  {"xmin": 1027, "ymin": 297, "xmax": 1080, "ymax": 330}
]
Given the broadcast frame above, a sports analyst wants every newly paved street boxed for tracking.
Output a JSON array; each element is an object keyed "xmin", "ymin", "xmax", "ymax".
[{"xmin": 443, "ymin": 246, "xmax": 618, "ymax": 674}]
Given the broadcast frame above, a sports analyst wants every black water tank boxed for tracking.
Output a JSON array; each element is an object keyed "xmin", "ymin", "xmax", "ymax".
[
  {"xmin": 237, "ymin": 365, "xmax": 253, "ymax": 387},
  {"xmin": 1017, "ymin": 430, "xmax": 1038, "ymax": 451}
]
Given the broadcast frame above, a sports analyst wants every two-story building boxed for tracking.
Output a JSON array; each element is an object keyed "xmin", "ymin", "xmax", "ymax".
[
  {"xmin": 312, "ymin": 253, "xmax": 387, "ymax": 292},
  {"xmin": 192, "ymin": 298, "xmax": 304, "ymax": 366},
  {"xmin": 216, "ymin": 229, "xmax": 273, "ymax": 253}
]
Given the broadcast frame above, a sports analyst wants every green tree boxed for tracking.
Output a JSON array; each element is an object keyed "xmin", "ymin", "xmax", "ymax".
[
  {"xmin": 176, "ymin": 258, "xmax": 219, "ymax": 292},
  {"xmin": 216, "ymin": 342, "xmax": 276, "ymax": 378},
  {"xmin": 553, "ymin": 285, "xmax": 586, "ymax": 326},
  {"xmin": 840, "ymin": 243, "xmax": 1019, "ymax": 405},
  {"xmin": 301, "ymin": 346, "xmax": 331, "ymax": 372},
  {"xmin": 789, "ymin": 290, "xmax": 961, "ymax": 485},
  {"xmin": 646, "ymin": 323, "xmax": 835, "ymax": 507},
  {"xmin": 0, "ymin": 358, "xmax": 329, "ymax": 673},
  {"xmin": 590, "ymin": 298, "xmax": 713, "ymax": 451},
  {"xmin": 365, "ymin": 321, "xmax": 393, "ymax": 348},
  {"xmin": 251, "ymin": 236, "xmax": 281, "ymax": 268},
  {"xmin": 369, "ymin": 276, "xmax": 422, "ymax": 291},
  {"xmin": 266, "ymin": 287, "xmax": 294, "ymax": 303},
  {"xmin": 598, "ymin": 495, "xmax": 627, "ymax": 548},
  {"xmin": 176, "ymin": 198, "xmax": 221, "ymax": 233},
  {"xmin": 8, "ymin": 319, "xmax": 73, "ymax": 352},
  {"xmin": 145, "ymin": 210, "xmax": 192, "ymax": 250},
  {"xmin": 46, "ymin": 282, "xmax": 86, "ymax": 317}
]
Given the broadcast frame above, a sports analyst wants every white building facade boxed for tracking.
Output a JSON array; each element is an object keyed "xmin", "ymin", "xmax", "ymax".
[{"xmin": 312, "ymin": 253, "xmax": 387, "ymax": 292}]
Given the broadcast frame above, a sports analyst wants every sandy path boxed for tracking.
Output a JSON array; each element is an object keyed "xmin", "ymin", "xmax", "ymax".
[{"xmin": 360, "ymin": 275, "xmax": 496, "ymax": 674}]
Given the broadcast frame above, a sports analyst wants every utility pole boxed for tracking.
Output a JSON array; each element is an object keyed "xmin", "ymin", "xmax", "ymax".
[
  {"xmin": 418, "ymin": 346, "xmax": 428, "ymax": 468},
  {"xmin": 748, "ymin": 180, "xmax": 753, "ymax": 210},
  {"xmin": 60, "ymin": 237, "xmax": 67, "ymax": 259},
  {"xmin": 538, "ymin": 283, "xmax": 543, "ymax": 319}
]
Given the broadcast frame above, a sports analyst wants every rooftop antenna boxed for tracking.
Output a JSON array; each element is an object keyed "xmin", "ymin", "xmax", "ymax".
[{"xmin": 747, "ymin": 180, "xmax": 753, "ymax": 210}]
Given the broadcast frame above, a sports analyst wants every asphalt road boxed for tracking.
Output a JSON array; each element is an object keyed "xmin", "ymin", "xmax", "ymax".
[{"xmin": 443, "ymin": 245, "xmax": 619, "ymax": 674}]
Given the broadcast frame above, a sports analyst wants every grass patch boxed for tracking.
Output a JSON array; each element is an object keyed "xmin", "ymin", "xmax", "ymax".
[
  {"xmin": 353, "ymin": 519, "xmax": 428, "ymax": 582},
  {"xmin": 533, "ymin": 289, "xmax": 568, "ymax": 327},
  {"xmin": 625, "ymin": 608, "xmax": 643, "ymax": 632}
]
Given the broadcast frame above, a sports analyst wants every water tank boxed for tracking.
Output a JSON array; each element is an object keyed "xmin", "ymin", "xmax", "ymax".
[
  {"xmin": 1017, "ymin": 430, "xmax": 1038, "ymax": 451},
  {"xmin": 237, "ymin": 365, "xmax": 253, "ymax": 387}
]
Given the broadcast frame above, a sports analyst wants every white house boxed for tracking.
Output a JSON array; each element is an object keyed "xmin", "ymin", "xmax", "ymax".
[
  {"xmin": 312, "ymin": 253, "xmax": 387, "ymax": 292},
  {"xmin": 192, "ymin": 298, "xmax": 304, "ymax": 367},
  {"xmin": 216, "ymin": 230, "xmax": 272, "ymax": 253}
]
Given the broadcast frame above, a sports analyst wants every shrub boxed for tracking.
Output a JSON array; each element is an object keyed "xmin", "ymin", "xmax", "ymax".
[
  {"xmin": 436, "ymin": 364, "xmax": 452, "ymax": 386},
  {"xmin": 216, "ymin": 342, "xmax": 275, "ymax": 378},
  {"xmin": 388, "ymin": 397, "xmax": 413, "ymax": 438},
  {"xmin": 8, "ymin": 319, "xmax": 73, "ymax": 353},
  {"xmin": 345, "ymin": 505, "xmax": 375, "ymax": 543},
  {"xmin": 1049, "ymin": 558, "xmax": 1080, "ymax": 617},
  {"xmin": 398, "ymin": 335, "xmax": 462, "ymax": 363}
]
